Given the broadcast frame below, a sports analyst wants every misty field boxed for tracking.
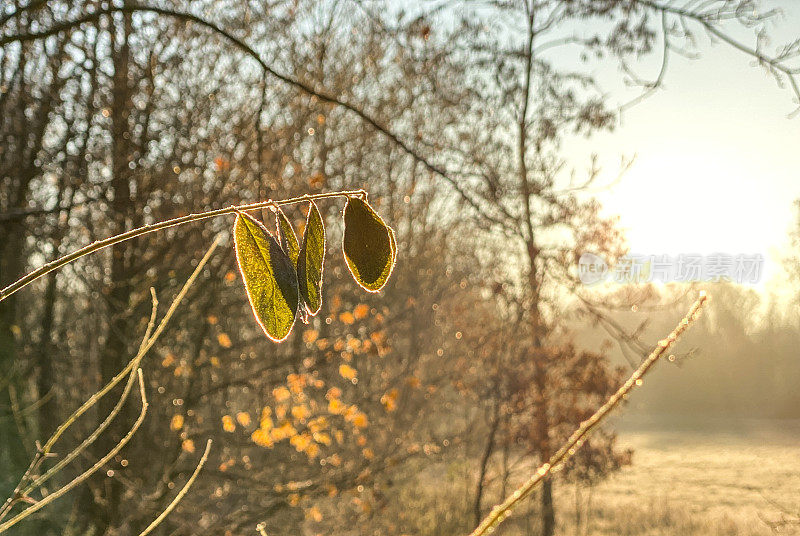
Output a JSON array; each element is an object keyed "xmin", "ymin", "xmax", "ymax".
[
  {"xmin": 560, "ymin": 418, "xmax": 800, "ymax": 535},
  {"xmin": 404, "ymin": 418, "xmax": 800, "ymax": 536},
  {"xmin": 4, "ymin": 1, "xmax": 800, "ymax": 535}
]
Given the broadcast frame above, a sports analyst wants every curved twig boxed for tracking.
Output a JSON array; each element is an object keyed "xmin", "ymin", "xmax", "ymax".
[
  {"xmin": 0, "ymin": 240, "xmax": 218, "ymax": 522},
  {"xmin": 0, "ymin": 191, "xmax": 360, "ymax": 303},
  {"xmin": 136, "ymin": 439, "xmax": 212, "ymax": 536},
  {"xmin": 0, "ymin": 370, "xmax": 149, "ymax": 534},
  {"xmin": 24, "ymin": 240, "xmax": 214, "ymax": 495},
  {"xmin": 632, "ymin": 0, "xmax": 800, "ymax": 113},
  {"xmin": 468, "ymin": 291, "xmax": 709, "ymax": 536}
]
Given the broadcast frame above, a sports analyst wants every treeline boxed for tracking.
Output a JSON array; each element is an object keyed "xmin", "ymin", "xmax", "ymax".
[{"xmin": 578, "ymin": 282, "xmax": 800, "ymax": 420}]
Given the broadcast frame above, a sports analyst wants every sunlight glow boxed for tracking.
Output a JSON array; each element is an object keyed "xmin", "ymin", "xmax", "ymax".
[{"xmin": 598, "ymin": 142, "xmax": 789, "ymax": 288}]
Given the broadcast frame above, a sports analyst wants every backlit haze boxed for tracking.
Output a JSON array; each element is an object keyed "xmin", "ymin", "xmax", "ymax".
[{"xmin": 566, "ymin": 3, "xmax": 800, "ymax": 296}]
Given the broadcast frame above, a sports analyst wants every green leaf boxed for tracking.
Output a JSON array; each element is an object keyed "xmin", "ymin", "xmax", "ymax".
[
  {"xmin": 297, "ymin": 201, "xmax": 326, "ymax": 315},
  {"xmin": 342, "ymin": 197, "xmax": 396, "ymax": 292},
  {"xmin": 275, "ymin": 207, "xmax": 300, "ymax": 265},
  {"xmin": 234, "ymin": 211, "xmax": 299, "ymax": 342}
]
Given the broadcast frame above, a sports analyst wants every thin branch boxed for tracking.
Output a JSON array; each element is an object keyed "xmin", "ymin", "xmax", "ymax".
[
  {"xmin": 136, "ymin": 439, "xmax": 212, "ymax": 536},
  {"xmin": 620, "ymin": 9, "xmax": 671, "ymax": 112},
  {"xmin": 0, "ymin": 190, "xmax": 362, "ymax": 303},
  {"xmin": 39, "ymin": 237, "xmax": 217, "ymax": 455},
  {"xmin": 0, "ymin": 4, "xmax": 500, "ymax": 227},
  {"xmin": 467, "ymin": 291, "xmax": 709, "ymax": 536},
  {"xmin": 20, "ymin": 289, "xmax": 158, "ymax": 496},
  {"xmin": 0, "ymin": 240, "xmax": 218, "ymax": 521},
  {"xmin": 632, "ymin": 0, "xmax": 800, "ymax": 112},
  {"xmin": 0, "ymin": 389, "xmax": 53, "ymax": 422},
  {"xmin": 0, "ymin": 370, "xmax": 148, "ymax": 534}
]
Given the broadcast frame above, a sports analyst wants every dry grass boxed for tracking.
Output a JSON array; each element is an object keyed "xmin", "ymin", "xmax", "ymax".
[
  {"xmin": 553, "ymin": 418, "xmax": 800, "ymax": 536},
  {"xmin": 556, "ymin": 499, "xmax": 771, "ymax": 536},
  {"xmin": 399, "ymin": 418, "xmax": 800, "ymax": 536}
]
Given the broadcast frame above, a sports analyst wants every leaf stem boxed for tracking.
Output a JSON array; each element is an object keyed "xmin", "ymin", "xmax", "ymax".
[{"xmin": 0, "ymin": 190, "xmax": 364, "ymax": 303}]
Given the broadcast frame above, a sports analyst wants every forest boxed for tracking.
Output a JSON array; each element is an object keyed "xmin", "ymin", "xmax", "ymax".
[{"xmin": 1, "ymin": 1, "xmax": 800, "ymax": 535}]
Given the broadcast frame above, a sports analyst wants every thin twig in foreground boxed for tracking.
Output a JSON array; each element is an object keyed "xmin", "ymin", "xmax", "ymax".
[
  {"xmin": 0, "ymin": 239, "xmax": 219, "ymax": 524},
  {"xmin": 137, "ymin": 439, "xmax": 212, "ymax": 536},
  {"xmin": 0, "ymin": 190, "xmax": 364, "ymax": 303},
  {"xmin": 0, "ymin": 370, "xmax": 149, "ymax": 533},
  {"xmin": 468, "ymin": 291, "xmax": 709, "ymax": 536},
  {"xmin": 25, "ymin": 237, "xmax": 219, "ymax": 496},
  {"xmin": 20, "ymin": 290, "xmax": 159, "ymax": 496}
]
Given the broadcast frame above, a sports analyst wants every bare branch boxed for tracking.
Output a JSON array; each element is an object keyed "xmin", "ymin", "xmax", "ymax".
[
  {"xmin": 0, "ymin": 3, "xmax": 502, "ymax": 227},
  {"xmin": 0, "ymin": 370, "xmax": 148, "ymax": 534},
  {"xmin": 468, "ymin": 291, "xmax": 709, "ymax": 536},
  {"xmin": 136, "ymin": 439, "xmax": 212, "ymax": 536}
]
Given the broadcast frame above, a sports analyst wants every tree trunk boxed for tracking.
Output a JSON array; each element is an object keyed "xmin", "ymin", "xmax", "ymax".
[
  {"xmin": 0, "ymin": 22, "xmax": 64, "ymax": 473},
  {"xmin": 0, "ymin": 225, "xmax": 26, "ymax": 472},
  {"xmin": 534, "ymin": 358, "xmax": 555, "ymax": 536},
  {"xmin": 36, "ymin": 270, "xmax": 58, "ymax": 438},
  {"xmin": 79, "ymin": 8, "xmax": 135, "ymax": 535},
  {"xmin": 474, "ymin": 401, "xmax": 500, "ymax": 526},
  {"xmin": 517, "ymin": 1, "xmax": 555, "ymax": 525},
  {"xmin": 540, "ymin": 476, "xmax": 555, "ymax": 536}
]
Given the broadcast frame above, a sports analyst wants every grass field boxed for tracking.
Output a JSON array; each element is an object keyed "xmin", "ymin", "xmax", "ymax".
[
  {"xmin": 391, "ymin": 417, "xmax": 800, "ymax": 536},
  {"xmin": 552, "ymin": 416, "xmax": 800, "ymax": 535}
]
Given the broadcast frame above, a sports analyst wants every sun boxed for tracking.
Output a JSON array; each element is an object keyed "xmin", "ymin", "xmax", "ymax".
[{"xmin": 596, "ymin": 143, "xmax": 779, "ymax": 288}]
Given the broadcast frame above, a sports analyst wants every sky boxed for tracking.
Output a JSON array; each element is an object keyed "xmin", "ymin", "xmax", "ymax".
[{"xmin": 562, "ymin": 2, "xmax": 800, "ymax": 295}]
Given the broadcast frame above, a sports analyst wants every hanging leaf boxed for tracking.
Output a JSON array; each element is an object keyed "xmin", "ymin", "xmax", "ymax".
[
  {"xmin": 275, "ymin": 207, "xmax": 300, "ymax": 265},
  {"xmin": 342, "ymin": 197, "xmax": 395, "ymax": 292},
  {"xmin": 297, "ymin": 201, "xmax": 326, "ymax": 315},
  {"xmin": 234, "ymin": 211, "xmax": 299, "ymax": 342}
]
